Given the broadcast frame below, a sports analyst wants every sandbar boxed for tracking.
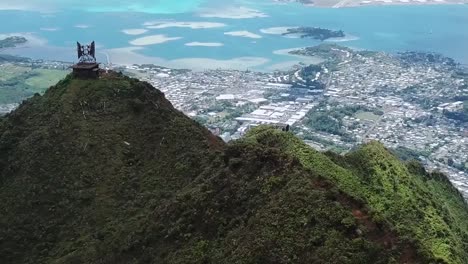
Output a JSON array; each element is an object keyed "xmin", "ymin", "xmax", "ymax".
[
  {"xmin": 260, "ymin": 27, "xmax": 298, "ymax": 35},
  {"xmin": 122, "ymin": 29, "xmax": 148, "ymax": 35},
  {"xmin": 144, "ymin": 21, "xmax": 225, "ymax": 30},
  {"xmin": 185, "ymin": 42, "xmax": 224, "ymax": 47},
  {"xmin": 105, "ymin": 46, "xmax": 269, "ymax": 71},
  {"xmin": 129, "ymin": 35, "xmax": 182, "ymax": 46},
  {"xmin": 40, "ymin": 27, "xmax": 60, "ymax": 32},
  {"xmin": 198, "ymin": 7, "xmax": 268, "ymax": 19},
  {"xmin": 224, "ymin": 31, "xmax": 263, "ymax": 39}
]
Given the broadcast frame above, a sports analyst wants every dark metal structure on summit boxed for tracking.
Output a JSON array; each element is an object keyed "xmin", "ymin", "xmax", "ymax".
[{"xmin": 72, "ymin": 41, "xmax": 99, "ymax": 79}]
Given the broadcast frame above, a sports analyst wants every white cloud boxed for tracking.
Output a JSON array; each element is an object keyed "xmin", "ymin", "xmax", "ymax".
[
  {"xmin": 75, "ymin": 24, "xmax": 91, "ymax": 29},
  {"xmin": 198, "ymin": 6, "xmax": 268, "ymax": 19},
  {"xmin": 121, "ymin": 29, "xmax": 148, "ymax": 35},
  {"xmin": 144, "ymin": 21, "xmax": 226, "ymax": 30},
  {"xmin": 129, "ymin": 35, "xmax": 182, "ymax": 46},
  {"xmin": 185, "ymin": 42, "xmax": 224, "ymax": 47},
  {"xmin": 40, "ymin": 27, "xmax": 60, "ymax": 31},
  {"xmin": 0, "ymin": 2, "xmax": 55, "ymax": 12},
  {"xmin": 224, "ymin": 31, "xmax": 262, "ymax": 39}
]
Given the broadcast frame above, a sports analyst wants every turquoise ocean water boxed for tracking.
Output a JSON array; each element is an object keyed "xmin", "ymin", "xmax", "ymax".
[{"xmin": 0, "ymin": 0, "xmax": 467, "ymax": 70}]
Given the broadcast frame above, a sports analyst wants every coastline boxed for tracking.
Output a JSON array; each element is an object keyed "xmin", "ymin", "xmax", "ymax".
[
  {"xmin": 1, "ymin": 4, "xmax": 467, "ymax": 71},
  {"xmin": 273, "ymin": 47, "xmax": 325, "ymax": 63}
]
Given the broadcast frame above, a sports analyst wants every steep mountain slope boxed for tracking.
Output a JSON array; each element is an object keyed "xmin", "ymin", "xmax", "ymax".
[
  {"xmin": 0, "ymin": 73, "xmax": 467, "ymax": 264},
  {"xmin": 0, "ymin": 73, "xmax": 223, "ymax": 263},
  {"xmin": 245, "ymin": 127, "xmax": 468, "ymax": 263}
]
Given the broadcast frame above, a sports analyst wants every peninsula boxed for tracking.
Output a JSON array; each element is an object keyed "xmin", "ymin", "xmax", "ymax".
[{"xmin": 282, "ymin": 27, "xmax": 345, "ymax": 41}]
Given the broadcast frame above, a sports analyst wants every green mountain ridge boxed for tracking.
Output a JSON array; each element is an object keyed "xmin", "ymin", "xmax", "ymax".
[{"xmin": 0, "ymin": 73, "xmax": 467, "ymax": 264}]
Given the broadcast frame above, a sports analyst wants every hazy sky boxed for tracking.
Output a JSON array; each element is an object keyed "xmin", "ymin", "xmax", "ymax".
[{"xmin": 0, "ymin": 0, "xmax": 243, "ymax": 13}]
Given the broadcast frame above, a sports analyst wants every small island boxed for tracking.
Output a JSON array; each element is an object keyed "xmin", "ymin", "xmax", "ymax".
[
  {"xmin": 282, "ymin": 27, "xmax": 345, "ymax": 41},
  {"xmin": 0, "ymin": 36, "xmax": 27, "ymax": 49}
]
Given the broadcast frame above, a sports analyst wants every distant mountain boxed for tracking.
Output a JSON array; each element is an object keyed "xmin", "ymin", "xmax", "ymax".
[
  {"xmin": 0, "ymin": 54, "xmax": 30, "ymax": 63},
  {"xmin": 0, "ymin": 36, "xmax": 27, "ymax": 49},
  {"xmin": 1, "ymin": 73, "xmax": 467, "ymax": 263}
]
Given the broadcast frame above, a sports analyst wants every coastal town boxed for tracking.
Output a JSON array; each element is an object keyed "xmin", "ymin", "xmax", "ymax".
[
  {"xmin": 119, "ymin": 44, "xmax": 468, "ymax": 199},
  {"xmin": 0, "ymin": 44, "xmax": 467, "ymax": 199}
]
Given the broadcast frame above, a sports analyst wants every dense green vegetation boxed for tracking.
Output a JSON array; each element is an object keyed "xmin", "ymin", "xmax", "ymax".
[
  {"xmin": 192, "ymin": 101, "xmax": 256, "ymax": 134},
  {"xmin": 398, "ymin": 52, "xmax": 457, "ymax": 68},
  {"xmin": 304, "ymin": 104, "xmax": 370, "ymax": 136},
  {"xmin": 391, "ymin": 146, "xmax": 430, "ymax": 161},
  {"xmin": 1, "ymin": 74, "xmax": 467, "ymax": 263},
  {"xmin": 0, "ymin": 73, "xmax": 224, "ymax": 263},
  {"xmin": 306, "ymin": 112, "xmax": 343, "ymax": 135},
  {"xmin": 245, "ymin": 127, "xmax": 468, "ymax": 264},
  {"xmin": 443, "ymin": 110, "xmax": 468, "ymax": 123}
]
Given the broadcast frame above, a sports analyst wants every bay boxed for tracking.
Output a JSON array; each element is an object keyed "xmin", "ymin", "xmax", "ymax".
[{"xmin": 0, "ymin": 1, "xmax": 467, "ymax": 71}]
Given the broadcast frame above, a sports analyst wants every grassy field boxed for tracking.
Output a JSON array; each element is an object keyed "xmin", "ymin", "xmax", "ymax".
[
  {"xmin": 355, "ymin": 111, "xmax": 381, "ymax": 121},
  {"xmin": 25, "ymin": 69, "xmax": 68, "ymax": 90},
  {"xmin": 0, "ymin": 64, "xmax": 68, "ymax": 104},
  {"xmin": 0, "ymin": 64, "xmax": 30, "ymax": 81}
]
